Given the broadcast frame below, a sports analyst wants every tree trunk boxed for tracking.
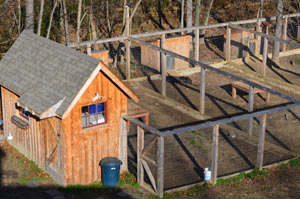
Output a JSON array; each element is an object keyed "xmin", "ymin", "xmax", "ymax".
[
  {"xmin": 259, "ymin": 0, "xmax": 264, "ymax": 18},
  {"xmin": 25, "ymin": 0, "xmax": 34, "ymax": 32},
  {"xmin": 199, "ymin": 0, "xmax": 214, "ymax": 43},
  {"xmin": 37, "ymin": 0, "xmax": 44, "ymax": 35},
  {"xmin": 90, "ymin": 7, "xmax": 99, "ymax": 50},
  {"xmin": 272, "ymin": 0, "xmax": 283, "ymax": 64},
  {"xmin": 186, "ymin": 0, "xmax": 193, "ymax": 29},
  {"xmin": 122, "ymin": 0, "xmax": 127, "ymax": 27},
  {"xmin": 181, "ymin": 0, "xmax": 185, "ymax": 30},
  {"xmin": 194, "ymin": 0, "xmax": 202, "ymax": 26},
  {"xmin": 17, "ymin": 0, "xmax": 22, "ymax": 35},
  {"xmin": 46, "ymin": 0, "xmax": 59, "ymax": 39},
  {"xmin": 62, "ymin": 0, "xmax": 70, "ymax": 45},
  {"xmin": 77, "ymin": 0, "xmax": 83, "ymax": 43}
]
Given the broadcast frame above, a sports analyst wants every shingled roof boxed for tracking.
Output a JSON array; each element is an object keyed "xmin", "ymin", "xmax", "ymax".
[{"xmin": 0, "ymin": 30, "xmax": 102, "ymax": 117}]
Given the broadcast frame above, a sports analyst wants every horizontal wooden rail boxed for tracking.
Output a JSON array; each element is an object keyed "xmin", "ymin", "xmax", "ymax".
[
  {"xmin": 229, "ymin": 24, "xmax": 300, "ymax": 49},
  {"xmin": 162, "ymin": 102, "xmax": 300, "ymax": 136},
  {"xmin": 122, "ymin": 115, "xmax": 163, "ymax": 136},
  {"xmin": 68, "ymin": 13, "xmax": 300, "ymax": 48},
  {"xmin": 129, "ymin": 37, "xmax": 300, "ymax": 103}
]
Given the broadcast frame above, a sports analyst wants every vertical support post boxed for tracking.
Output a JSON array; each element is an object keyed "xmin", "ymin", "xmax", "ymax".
[
  {"xmin": 200, "ymin": 68, "xmax": 206, "ymax": 114},
  {"xmin": 125, "ymin": 6, "xmax": 131, "ymax": 80},
  {"xmin": 248, "ymin": 86, "xmax": 254, "ymax": 135},
  {"xmin": 255, "ymin": 21, "xmax": 261, "ymax": 56},
  {"xmin": 256, "ymin": 114, "xmax": 267, "ymax": 170},
  {"xmin": 157, "ymin": 136, "xmax": 164, "ymax": 197},
  {"xmin": 226, "ymin": 26, "xmax": 231, "ymax": 61},
  {"xmin": 195, "ymin": 29, "xmax": 200, "ymax": 61},
  {"xmin": 282, "ymin": 17, "xmax": 288, "ymax": 52},
  {"xmin": 211, "ymin": 125, "xmax": 219, "ymax": 185},
  {"xmin": 87, "ymin": 44, "xmax": 92, "ymax": 56},
  {"xmin": 161, "ymin": 33, "xmax": 167, "ymax": 97},
  {"xmin": 181, "ymin": 0, "xmax": 185, "ymax": 35},
  {"xmin": 119, "ymin": 115, "xmax": 128, "ymax": 172},
  {"xmin": 137, "ymin": 126, "xmax": 144, "ymax": 184},
  {"xmin": 262, "ymin": 37, "xmax": 268, "ymax": 77}
]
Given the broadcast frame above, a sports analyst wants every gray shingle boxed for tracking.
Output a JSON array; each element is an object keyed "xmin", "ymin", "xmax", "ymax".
[{"xmin": 0, "ymin": 30, "xmax": 100, "ymax": 116}]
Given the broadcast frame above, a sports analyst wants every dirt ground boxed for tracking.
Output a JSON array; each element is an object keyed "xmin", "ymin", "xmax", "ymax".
[{"xmin": 125, "ymin": 52, "xmax": 300, "ymax": 190}]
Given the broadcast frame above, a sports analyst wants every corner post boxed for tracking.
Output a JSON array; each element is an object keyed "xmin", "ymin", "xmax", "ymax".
[
  {"xmin": 161, "ymin": 33, "xmax": 167, "ymax": 97},
  {"xmin": 125, "ymin": 6, "xmax": 131, "ymax": 80},
  {"xmin": 137, "ymin": 126, "xmax": 144, "ymax": 184},
  {"xmin": 226, "ymin": 26, "xmax": 231, "ymax": 61},
  {"xmin": 255, "ymin": 20, "xmax": 261, "ymax": 56},
  {"xmin": 248, "ymin": 86, "xmax": 254, "ymax": 135},
  {"xmin": 256, "ymin": 114, "xmax": 267, "ymax": 170},
  {"xmin": 120, "ymin": 114, "xmax": 128, "ymax": 172},
  {"xmin": 211, "ymin": 125, "xmax": 219, "ymax": 185},
  {"xmin": 157, "ymin": 136, "xmax": 164, "ymax": 197},
  {"xmin": 282, "ymin": 17, "xmax": 288, "ymax": 52},
  {"xmin": 195, "ymin": 29, "xmax": 200, "ymax": 61},
  {"xmin": 262, "ymin": 37, "xmax": 268, "ymax": 77},
  {"xmin": 200, "ymin": 68, "xmax": 206, "ymax": 114},
  {"xmin": 87, "ymin": 44, "xmax": 92, "ymax": 56}
]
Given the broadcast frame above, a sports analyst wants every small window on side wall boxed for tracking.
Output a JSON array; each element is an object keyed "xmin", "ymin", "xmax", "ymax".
[
  {"xmin": 81, "ymin": 102, "xmax": 106, "ymax": 128},
  {"xmin": 19, "ymin": 107, "xmax": 30, "ymax": 121}
]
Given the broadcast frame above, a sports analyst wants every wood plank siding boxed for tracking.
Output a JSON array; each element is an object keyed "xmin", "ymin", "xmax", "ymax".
[
  {"xmin": 62, "ymin": 71, "xmax": 128, "ymax": 185},
  {"xmin": 1, "ymin": 87, "xmax": 63, "ymax": 182}
]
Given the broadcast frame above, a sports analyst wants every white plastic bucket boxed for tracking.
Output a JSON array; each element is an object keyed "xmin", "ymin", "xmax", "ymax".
[{"xmin": 204, "ymin": 168, "xmax": 211, "ymax": 181}]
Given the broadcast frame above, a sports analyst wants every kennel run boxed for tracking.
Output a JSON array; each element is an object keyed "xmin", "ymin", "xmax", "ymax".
[{"xmin": 69, "ymin": 11, "xmax": 300, "ymax": 197}]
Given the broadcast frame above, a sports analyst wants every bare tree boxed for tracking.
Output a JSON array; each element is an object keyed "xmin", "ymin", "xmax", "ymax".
[
  {"xmin": 194, "ymin": 0, "xmax": 202, "ymax": 27},
  {"xmin": 25, "ymin": 0, "xmax": 34, "ymax": 32},
  {"xmin": 90, "ymin": 2, "xmax": 99, "ymax": 50},
  {"xmin": 186, "ymin": 0, "xmax": 193, "ymax": 28},
  {"xmin": 37, "ymin": 0, "xmax": 44, "ymax": 35},
  {"xmin": 272, "ymin": 0, "xmax": 283, "ymax": 64},
  {"xmin": 62, "ymin": 0, "xmax": 70, "ymax": 45},
  {"xmin": 77, "ymin": 0, "xmax": 83, "ymax": 42},
  {"xmin": 199, "ymin": 0, "xmax": 214, "ymax": 43},
  {"xmin": 46, "ymin": 0, "xmax": 59, "ymax": 39},
  {"xmin": 181, "ymin": 0, "xmax": 185, "ymax": 30}
]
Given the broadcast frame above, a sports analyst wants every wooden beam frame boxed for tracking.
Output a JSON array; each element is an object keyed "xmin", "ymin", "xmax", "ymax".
[
  {"xmin": 125, "ymin": 6, "xmax": 131, "ymax": 80},
  {"xmin": 282, "ymin": 17, "xmax": 288, "ymax": 52},
  {"xmin": 226, "ymin": 26, "xmax": 231, "ymax": 61},
  {"xmin": 200, "ymin": 68, "xmax": 205, "ymax": 114},
  {"xmin": 157, "ymin": 136, "xmax": 164, "ymax": 197},
  {"xmin": 262, "ymin": 37, "xmax": 268, "ymax": 77}
]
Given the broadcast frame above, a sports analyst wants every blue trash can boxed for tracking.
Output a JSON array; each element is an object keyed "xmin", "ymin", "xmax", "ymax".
[{"xmin": 99, "ymin": 157, "xmax": 122, "ymax": 187}]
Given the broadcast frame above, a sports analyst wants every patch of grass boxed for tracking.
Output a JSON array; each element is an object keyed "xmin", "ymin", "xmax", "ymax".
[
  {"xmin": 289, "ymin": 157, "xmax": 300, "ymax": 168},
  {"xmin": 295, "ymin": 60, "xmax": 300, "ymax": 64},
  {"xmin": 216, "ymin": 169, "xmax": 268, "ymax": 186},
  {"xmin": 119, "ymin": 172, "xmax": 139, "ymax": 188}
]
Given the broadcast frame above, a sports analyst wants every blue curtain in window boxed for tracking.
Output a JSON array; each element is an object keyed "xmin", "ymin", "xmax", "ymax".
[
  {"xmin": 89, "ymin": 104, "xmax": 97, "ymax": 114},
  {"xmin": 97, "ymin": 103, "xmax": 104, "ymax": 112}
]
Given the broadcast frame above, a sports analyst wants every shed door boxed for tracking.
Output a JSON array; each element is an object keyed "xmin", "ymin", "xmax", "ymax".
[{"xmin": 45, "ymin": 118, "xmax": 64, "ymax": 185}]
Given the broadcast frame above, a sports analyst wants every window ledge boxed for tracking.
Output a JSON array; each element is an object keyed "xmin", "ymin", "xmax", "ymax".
[
  {"xmin": 81, "ymin": 123, "xmax": 109, "ymax": 133},
  {"xmin": 11, "ymin": 115, "xmax": 29, "ymax": 130}
]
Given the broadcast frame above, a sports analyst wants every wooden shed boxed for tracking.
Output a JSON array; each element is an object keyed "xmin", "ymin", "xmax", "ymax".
[
  {"xmin": 141, "ymin": 35, "xmax": 190, "ymax": 72},
  {"xmin": 0, "ymin": 30, "xmax": 139, "ymax": 185}
]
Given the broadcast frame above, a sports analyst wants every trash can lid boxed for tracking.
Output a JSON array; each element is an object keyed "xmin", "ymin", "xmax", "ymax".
[{"xmin": 99, "ymin": 157, "xmax": 122, "ymax": 167}]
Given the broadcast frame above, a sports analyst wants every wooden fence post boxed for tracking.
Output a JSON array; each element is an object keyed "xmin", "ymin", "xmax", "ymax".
[
  {"xmin": 226, "ymin": 26, "xmax": 231, "ymax": 61},
  {"xmin": 87, "ymin": 44, "xmax": 92, "ymax": 56},
  {"xmin": 262, "ymin": 37, "xmax": 268, "ymax": 77},
  {"xmin": 248, "ymin": 86, "xmax": 254, "ymax": 135},
  {"xmin": 157, "ymin": 136, "xmax": 164, "ymax": 197},
  {"xmin": 255, "ymin": 21, "xmax": 261, "ymax": 56},
  {"xmin": 120, "ymin": 115, "xmax": 128, "ymax": 172},
  {"xmin": 282, "ymin": 17, "xmax": 288, "ymax": 52},
  {"xmin": 125, "ymin": 6, "xmax": 131, "ymax": 80},
  {"xmin": 200, "ymin": 68, "xmax": 206, "ymax": 114},
  {"xmin": 161, "ymin": 33, "xmax": 167, "ymax": 97},
  {"xmin": 137, "ymin": 126, "xmax": 145, "ymax": 184},
  {"xmin": 211, "ymin": 125, "xmax": 219, "ymax": 185},
  {"xmin": 256, "ymin": 114, "xmax": 267, "ymax": 170},
  {"xmin": 195, "ymin": 29, "xmax": 200, "ymax": 61}
]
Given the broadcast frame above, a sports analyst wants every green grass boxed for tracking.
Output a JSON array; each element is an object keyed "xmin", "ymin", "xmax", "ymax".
[
  {"xmin": 289, "ymin": 157, "xmax": 300, "ymax": 168},
  {"xmin": 295, "ymin": 60, "xmax": 300, "ymax": 64}
]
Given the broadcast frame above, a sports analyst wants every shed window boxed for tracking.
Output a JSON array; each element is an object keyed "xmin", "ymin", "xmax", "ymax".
[{"xmin": 81, "ymin": 102, "xmax": 106, "ymax": 128}]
